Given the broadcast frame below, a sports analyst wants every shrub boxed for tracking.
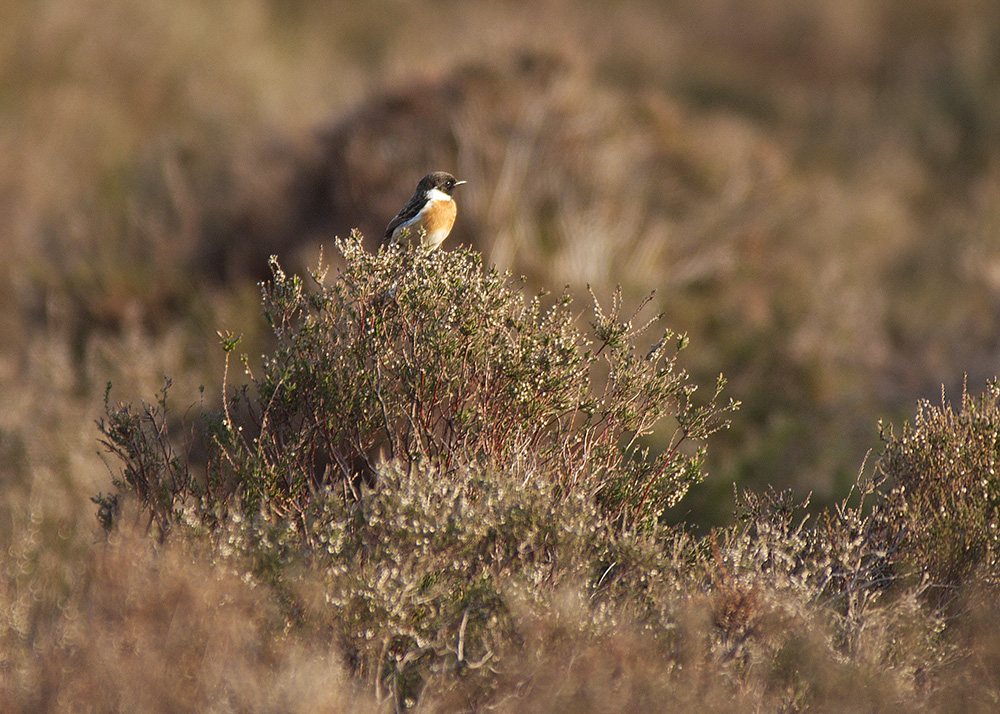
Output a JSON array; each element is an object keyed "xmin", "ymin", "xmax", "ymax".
[
  {"xmin": 873, "ymin": 380, "xmax": 1000, "ymax": 595},
  {"xmin": 98, "ymin": 233, "xmax": 736, "ymax": 533},
  {"xmin": 95, "ymin": 233, "xmax": 736, "ymax": 707},
  {"xmin": 217, "ymin": 459, "xmax": 683, "ymax": 708}
]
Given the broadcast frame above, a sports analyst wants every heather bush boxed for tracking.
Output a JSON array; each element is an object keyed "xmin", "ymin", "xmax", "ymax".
[
  {"xmin": 873, "ymin": 381, "xmax": 1000, "ymax": 596},
  {"xmin": 98, "ymin": 233, "xmax": 735, "ymax": 531},
  {"xmin": 713, "ymin": 484, "xmax": 940, "ymax": 694},
  {"xmin": 680, "ymin": 381, "xmax": 1000, "ymax": 709},
  {"xmin": 96, "ymin": 234, "xmax": 736, "ymax": 706},
  {"xmin": 216, "ymin": 459, "xmax": 692, "ymax": 707},
  {"xmin": 92, "ymin": 235, "xmax": 1000, "ymax": 711}
]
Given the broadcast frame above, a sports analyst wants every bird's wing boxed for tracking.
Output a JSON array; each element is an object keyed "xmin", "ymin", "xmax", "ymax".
[{"xmin": 383, "ymin": 192, "xmax": 426, "ymax": 242}]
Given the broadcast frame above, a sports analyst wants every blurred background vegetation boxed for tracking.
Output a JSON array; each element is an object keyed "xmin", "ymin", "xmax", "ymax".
[{"xmin": 3, "ymin": 0, "xmax": 1000, "ymax": 534}]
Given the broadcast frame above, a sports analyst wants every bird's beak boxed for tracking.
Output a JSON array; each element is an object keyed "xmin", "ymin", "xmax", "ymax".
[{"xmin": 455, "ymin": 180, "xmax": 467, "ymax": 186}]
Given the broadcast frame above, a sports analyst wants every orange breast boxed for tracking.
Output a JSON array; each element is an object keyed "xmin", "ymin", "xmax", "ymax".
[
  {"xmin": 422, "ymin": 199, "xmax": 456, "ymax": 234},
  {"xmin": 419, "ymin": 198, "xmax": 457, "ymax": 249}
]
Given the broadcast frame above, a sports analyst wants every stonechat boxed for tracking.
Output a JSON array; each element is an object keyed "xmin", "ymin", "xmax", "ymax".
[{"xmin": 383, "ymin": 171, "xmax": 466, "ymax": 251}]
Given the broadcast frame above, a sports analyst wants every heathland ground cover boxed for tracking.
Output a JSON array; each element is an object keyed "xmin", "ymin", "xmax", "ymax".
[{"xmin": 4, "ymin": 1, "xmax": 1000, "ymax": 710}]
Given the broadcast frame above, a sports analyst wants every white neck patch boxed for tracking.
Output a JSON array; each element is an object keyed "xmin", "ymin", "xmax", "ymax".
[{"xmin": 426, "ymin": 187, "xmax": 453, "ymax": 202}]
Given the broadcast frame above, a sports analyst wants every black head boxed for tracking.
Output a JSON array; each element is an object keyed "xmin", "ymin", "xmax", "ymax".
[{"xmin": 419, "ymin": 171, "xmax": 466, "ymax": 196}]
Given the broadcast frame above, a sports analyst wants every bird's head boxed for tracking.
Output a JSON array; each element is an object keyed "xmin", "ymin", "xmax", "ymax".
[{"xmin": 422, "ymin": 171, "xmax": 466, "ymax": 196}]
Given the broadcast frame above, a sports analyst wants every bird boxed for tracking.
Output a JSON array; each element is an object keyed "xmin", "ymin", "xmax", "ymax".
[{"xmin": 382, "ymin": 171, "xmax": 466, "ymax": 251}]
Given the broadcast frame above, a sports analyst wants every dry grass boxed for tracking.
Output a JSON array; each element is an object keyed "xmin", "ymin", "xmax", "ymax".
[{"xmin": 1, "ymin": 518, "xmax": 373, "ymax": 714}]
